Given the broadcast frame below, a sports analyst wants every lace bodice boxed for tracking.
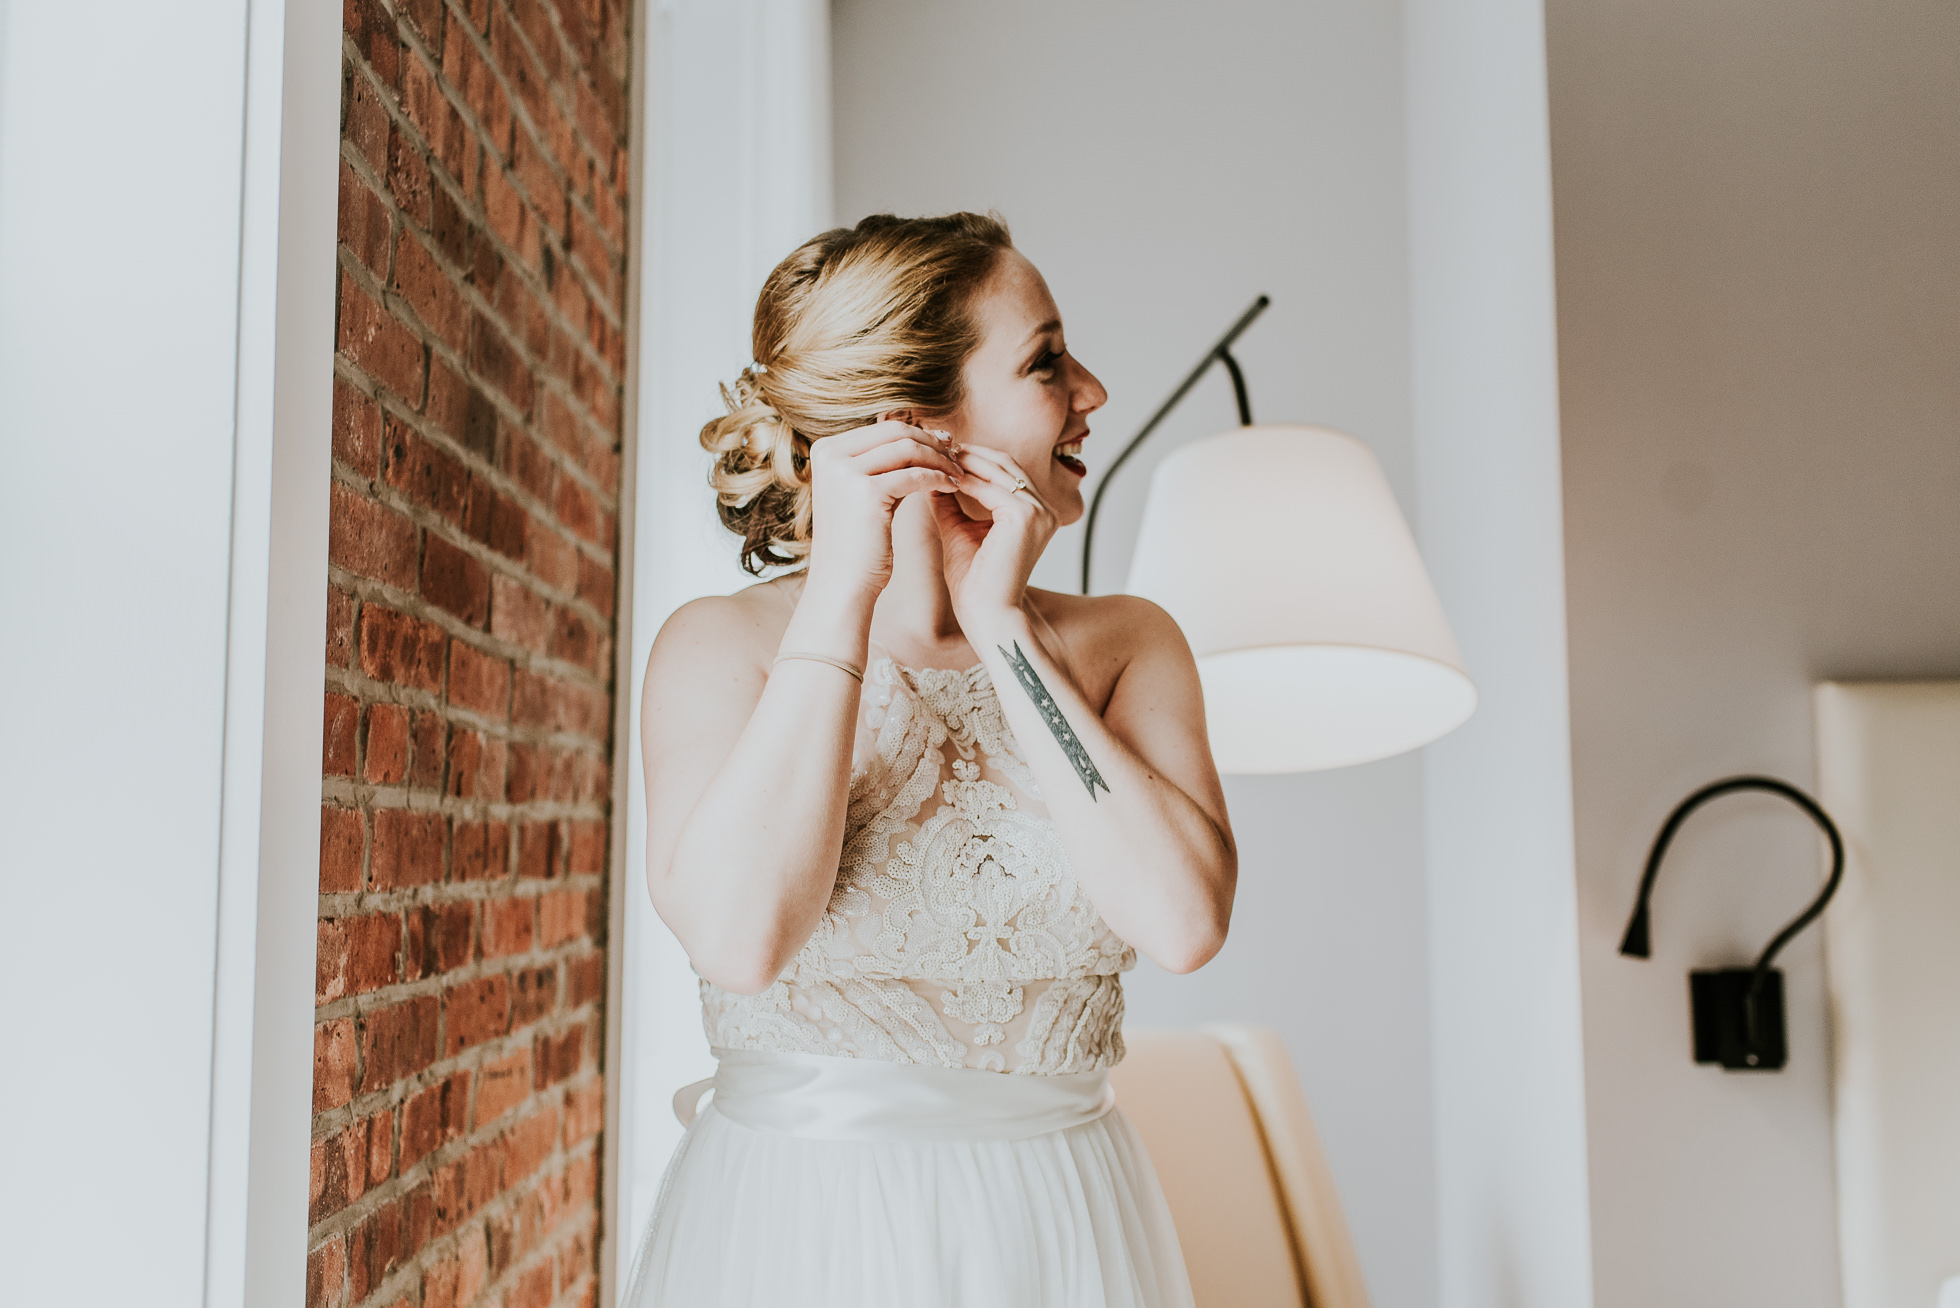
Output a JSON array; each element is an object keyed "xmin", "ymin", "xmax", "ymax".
[{"xmin": 700, "ymin": 647, "xmax": 1136, "ymax": 1075}]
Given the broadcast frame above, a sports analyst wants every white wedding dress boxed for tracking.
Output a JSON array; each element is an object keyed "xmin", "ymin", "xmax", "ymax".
[{"xmin": 622, "ymin": 640, "xmax": 1194, "ymax": 1307}]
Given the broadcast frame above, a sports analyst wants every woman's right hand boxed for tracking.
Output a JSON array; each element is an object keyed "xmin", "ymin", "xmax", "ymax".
[{"xmin": 801, "ymin": 420, "xmax": 964, "ymax": 605}]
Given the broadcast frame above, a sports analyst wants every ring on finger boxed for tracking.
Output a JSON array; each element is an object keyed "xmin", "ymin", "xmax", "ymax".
[{"xmin": 1011, "ymin": 476, "xmax": 1028, "ymax": 492}]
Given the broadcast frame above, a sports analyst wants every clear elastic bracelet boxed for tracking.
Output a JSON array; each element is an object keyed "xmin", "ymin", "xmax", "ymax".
[{"xmin": 772, "ymin": 652, "xmax": 864, "ymax": 682}]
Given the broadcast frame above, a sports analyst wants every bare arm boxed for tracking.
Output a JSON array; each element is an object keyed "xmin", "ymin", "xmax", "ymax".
[
  {"xmin": 971, "ymin": 598, "xmax": 1236, "ymax": 972},
  {"xmin": 640, "ymin": 423, "xmax": 961, "ymax": 994},
  {"xmin": 933, "ymin": 452, "xmax": 1237, "ymax": 973},
  {"xmin": 640, "ymin": 584, "xmax": 880, "ymax": 994}
]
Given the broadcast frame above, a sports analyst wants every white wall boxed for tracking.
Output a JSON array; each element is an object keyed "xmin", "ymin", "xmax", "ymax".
[
  {"xmin": 0, "ymin": 4, "xmax": 246, "ymax": 1300},
  {"xmin": 831, "ymin": 4, "xmax": 1436, "ymax": 1306},
  {"xmin": 0, "ymin": 1, "xmax": 337, "ymax": 1302},
  {"xmin": 1404, "ymin": 1, "xmax": 1597, "ymax": 1305},
  {"xmin": 1545, "ymin": 0, "xmax": 1960, "ymax": 1303}
]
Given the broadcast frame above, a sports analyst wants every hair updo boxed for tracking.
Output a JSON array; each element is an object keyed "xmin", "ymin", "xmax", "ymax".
[{"xmin": 702, "ymin": 211, "xmax": 1014, "ymax": 574}]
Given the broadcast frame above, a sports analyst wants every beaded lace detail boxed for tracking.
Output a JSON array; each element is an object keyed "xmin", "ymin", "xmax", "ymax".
[{"xmin": 700, "ymin": 654, "xmax": 1135, "ymax": 1075}]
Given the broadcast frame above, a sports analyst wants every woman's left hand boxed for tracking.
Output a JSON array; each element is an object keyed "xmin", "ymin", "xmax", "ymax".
[{"xmin": 928, "ymin": 444, "xmax": 1057, "ymax": 627}]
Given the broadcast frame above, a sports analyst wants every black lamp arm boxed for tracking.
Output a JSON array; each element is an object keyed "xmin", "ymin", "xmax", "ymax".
[
  {"xmin": 1078, "ymin": 294, "xmax": 1271, "ymax": 595},
  {"xmin": 1618, "ymin": 775, "xmax": 1847, "ymax": 1003}
]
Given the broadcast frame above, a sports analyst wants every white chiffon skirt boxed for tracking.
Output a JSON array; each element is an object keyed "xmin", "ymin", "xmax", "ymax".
[{"xmin": 622, "ymin": 1049, "xmax": 1194, "ymax": 1308}]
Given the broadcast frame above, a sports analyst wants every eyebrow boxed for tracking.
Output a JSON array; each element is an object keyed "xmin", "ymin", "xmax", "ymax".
[{"xmin": 1020, "ymin": 318, "xmax": 1062, "ymax": 350}]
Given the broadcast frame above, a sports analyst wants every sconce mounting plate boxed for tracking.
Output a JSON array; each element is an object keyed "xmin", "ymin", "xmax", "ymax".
[{"xmin": 1690, "ymin": 967, "xmax": 1787, "ymax": 1071}]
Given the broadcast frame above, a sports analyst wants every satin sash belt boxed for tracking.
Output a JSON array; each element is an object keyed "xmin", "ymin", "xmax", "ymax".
[{"xmin": 685, "ymin": 1048, "xmax": 1116, "ymax": 1143}]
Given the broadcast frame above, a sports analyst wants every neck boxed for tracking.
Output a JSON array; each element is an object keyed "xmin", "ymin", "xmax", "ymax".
[{"xmin": 870, "ymin": 495, "xmax": 969, "ymax": 661}]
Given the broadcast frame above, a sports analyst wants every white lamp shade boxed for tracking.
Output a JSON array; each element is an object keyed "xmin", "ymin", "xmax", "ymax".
[{"xmin": 1125, "ymin": 424, "xmax": 1476, "ymax": 773}]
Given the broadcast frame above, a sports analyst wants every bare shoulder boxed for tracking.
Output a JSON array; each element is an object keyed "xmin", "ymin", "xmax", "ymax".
[
  {"xmin": 1029, "ymin": 588, "xmax": 1187, "ymax": 655},
  {"xmin": 645, "ymin": 576, "xmax": 797, "ymax": 691},
  {"xmin": 1025, "ymin": 589, "xmax": 1192, "ymax": 703}
]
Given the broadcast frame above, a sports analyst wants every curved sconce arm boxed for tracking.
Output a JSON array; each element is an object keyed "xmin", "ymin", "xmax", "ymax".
[{"xmin": 1618, "ymin": 775, "xmax": 1845, "ymax": 1070}]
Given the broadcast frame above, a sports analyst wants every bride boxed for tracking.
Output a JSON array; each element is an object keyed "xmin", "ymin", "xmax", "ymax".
[{"xmin": 627, "ymin": 212, "xmax": 1237, "ymax": 1307}]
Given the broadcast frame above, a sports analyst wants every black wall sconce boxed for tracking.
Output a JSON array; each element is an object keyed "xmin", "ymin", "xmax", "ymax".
[{"xmin": 1618, "ymin": 775, "xmax": 1844, "ymax": 1071}]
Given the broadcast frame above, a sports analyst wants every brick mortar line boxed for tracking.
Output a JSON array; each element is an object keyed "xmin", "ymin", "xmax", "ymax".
[
  {"xmin": 423, "ymin": 0, "xmax": 631, "ymax": 262},
  {"xmin": 311, "ymin": 1011, "xmax": 603, "ymax": 1145},
  {"xmin": 313, "ymin": 1108, "xmax": 602, "ymax": 1230},
  {"xmin": 334, "ymin": 224, "xmax": 623, "ymax": 518},
  {"xmin": 321, "ymin": 781, "xmax": 609, "ymax": 825},
  {"xmin": 330, "ymin": 1184, "xmax": 601, "ymax": 1308},
  {"xmin": 313, "ymin": 997, "xmax": 604, "ymax": 1135},
  {"xmin": 315, "ymin": 874, "xmax": 608, "ymax": 917},
  {"xmin": 333, "ymin": 348, "xmax": 620, "ymax": 586},
  {"xmin": 467, "ymin": 0, "xmax": 632, "ymax": 247},
  {"xmin": 311, "ymin": 1022, "xmax": 604, "ymax": 1150},
  {"xmin": 321, "ymin": 668, "xmax": 610, "ymax": 761},
  {"xmin": 313, "ymin": 1000, "xmax": 605, "ymax": 1094},
  {"xmin": 308, "ymin": 1111, "xmax": 601, "ymax": 1253},
  {"xmin": 325, "ymin": 510, "xmax": 615, "ymax": 670},
  {"xmin": 481, "ymin": 0, "xmax": 631, "ymax": 164},
  {"xmin": 327, "ymin": 383, "xmax": 618, "ymax": 609},
  {"xmin": 326, "ymin": 560, "xmax": 616, "ymax": 699},
  {"xmin": 333, "ymin": 243, "xmax": 623, "ymax": 523},
  {"xmin": 320, "ymin": 670, "xmax": 614, "ymax": 762},
  {"xmin": 328, "ymin": 711, "xmax": 612, "ymax": 770},
  {"xmin": 336, "ymin": 130, "xmax": 624, "ymax": 496},
  {"xmin": 317, "ymin": 878, "xmax": 609, "ymax": 920},
  {"xmin": 313, "ymin": 1084, "xmax": 603, "ymax": 1211},
  {"xmin": 320, "ymin": 771, "xmax": 607, "ymax": 818},
  {"xmin": 326, "ymin": 468, "xmax": 618, "ymax": 681},
  {"xmin": 342, "ymin": 30, "xmax": 626, "ymax": 363},
  {"xmin": 430, "ymin": 0, "xmax": 631, "ymax": 267},
  {"xmin": 330, "ymin": 402, "xmax": 616, "ymax": 603},
  {"xmin": 344, "ymin": 22, "xmax": 626, "ymax": 342},
  {"xmin": 314, "ymin": 872, "xmax": 609, "ymax": 921},
  {"xmin": 333, "ymin": 149, "xmax": 626, "ymax": 476},
  {"xmin": 324, "ymin": 753, "xmax": 611, "ymax": 802},
  {"xmin": 317, "ymin": 885, "xmax": 607, "ymax": 929},
  {"xmin": 323, "ymin": 771, "xmax": 609, "ymax": 818},
  {"xmin": 314, "ymin": 990, "xmax": 604, "ymax": 1096},
  {"xmin": 463, "ymin": 1218, "xmax": 602, "ymax": 1308},
  {"xmin": 316, "ymin": 874, "xmax": 606, "ymax": 925},
  {"xmin": 336, "ymin": 124, "xmax": 622, "ymax": 497},
  {"xmin": 325, "ymin": 792, "xmax": 607, "ymax": 835},
  {"xmin": 313, "ymin": 940, "xmax": 605, "ymax": 1028}
]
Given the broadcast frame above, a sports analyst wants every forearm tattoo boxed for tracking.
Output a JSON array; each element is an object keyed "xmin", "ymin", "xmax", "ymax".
[{"xmin": 998, "ymin": 641, "xmax": 1111, "ymax": 801}]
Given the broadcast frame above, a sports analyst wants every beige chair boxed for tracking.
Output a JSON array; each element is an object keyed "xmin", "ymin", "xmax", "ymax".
[{"xmin": 1110, "ymin": 1025, "xmax": 1371, "ymax": 1308}]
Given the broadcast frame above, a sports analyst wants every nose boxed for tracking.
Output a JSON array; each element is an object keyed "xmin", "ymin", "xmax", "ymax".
[{"xmin": 1071, "ymin": 356, "xmax": 1108, "ymax": 415}]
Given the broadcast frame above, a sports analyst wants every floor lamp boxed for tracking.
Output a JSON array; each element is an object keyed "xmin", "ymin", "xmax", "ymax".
[{"xmin": 1082, "ymin": 297, "xmax": 1477, "ymax": 773}]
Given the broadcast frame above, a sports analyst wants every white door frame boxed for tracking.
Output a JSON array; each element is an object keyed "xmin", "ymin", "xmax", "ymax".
[{"xmin": 204, "ymin": 0, "xmax": 342, "ymax": 1303}]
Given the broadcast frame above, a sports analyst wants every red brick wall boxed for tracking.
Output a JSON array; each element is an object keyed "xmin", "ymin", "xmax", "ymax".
[{"xmin": 311, "ymin": 0, "xmax": 629, "ymax": 1304}]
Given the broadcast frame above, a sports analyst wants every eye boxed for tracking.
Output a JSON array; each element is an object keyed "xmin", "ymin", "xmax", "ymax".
[{"xmin": 1029, "ymin": 347, "xmax": 1065, "ymax": 377}]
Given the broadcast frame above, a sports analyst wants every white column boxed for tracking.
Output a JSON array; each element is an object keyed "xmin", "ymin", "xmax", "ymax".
[
  {"xmin": 613, "ymin": 0, "xmax": 833, "ymax": 1290},
  {"xmin": 1405, "ymin": 1, "xmax": 1597, "ymax": 1304}
]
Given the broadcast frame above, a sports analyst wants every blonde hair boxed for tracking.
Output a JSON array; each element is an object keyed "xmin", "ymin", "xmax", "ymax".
[{"xmin": 701, "ymin": 212, "xmax": 1014, "ymax": 574}]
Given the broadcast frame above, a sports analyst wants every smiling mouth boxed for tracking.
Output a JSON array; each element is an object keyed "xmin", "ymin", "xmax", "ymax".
[{"xmin": 1054, "ymin": 435, "xmax": 1087, "ymax": 477}]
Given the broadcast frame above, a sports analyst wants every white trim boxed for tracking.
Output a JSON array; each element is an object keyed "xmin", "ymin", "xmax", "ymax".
[
  {"xmin": 205, "ymin": 0, "xmax": 342, "ymax": 1302},
  {"xmin": 203, "ymin": 0, "xmax": 283, "ymax": 1295},
  {"xmin": 599, "ymin": 1, "xmax": 652, "ymax": 1301}
]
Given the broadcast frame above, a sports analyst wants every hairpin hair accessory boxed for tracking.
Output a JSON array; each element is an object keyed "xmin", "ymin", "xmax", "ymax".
[{"xmin": 750, "ymin": 361, "xmax": 769, "ymax": 375}]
